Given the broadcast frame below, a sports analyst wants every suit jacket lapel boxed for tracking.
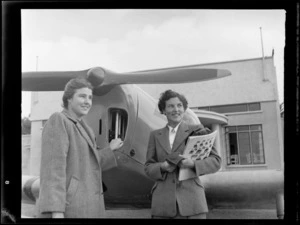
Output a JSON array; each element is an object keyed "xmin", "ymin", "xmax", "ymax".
[
  {"xmin": 172, "ymin": 122, "xmax": 190, "ymax": 152},
  {"xmin": 157, "ymin": 126, "xmax": 172, "ymax": 154}
]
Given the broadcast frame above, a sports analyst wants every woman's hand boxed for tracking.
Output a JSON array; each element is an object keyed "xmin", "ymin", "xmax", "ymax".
[
  {"xmin": 178, "ymin": 154, "xmax": 195, "ymax": 169},
  {"xmin": 160, "ymin": 161, "xmax": 176, "ymax": 173},
  {"xmin": 192, "ymin": 127, "xmax": 211, "ymax": 136},
  {"xmin": 109, "ymin": 138, "xmax": 124, "ymax": 151}
]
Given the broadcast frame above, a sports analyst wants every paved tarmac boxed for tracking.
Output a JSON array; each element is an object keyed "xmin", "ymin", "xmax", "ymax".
[{"xmin": 21, "ymin": 203, "xmax": 278, "ymax": 219}]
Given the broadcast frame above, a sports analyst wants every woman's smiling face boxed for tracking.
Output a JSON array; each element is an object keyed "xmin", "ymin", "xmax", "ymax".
[
  {"xmin": 163, "ymin": 97, "xmax": 185, "ymax": 127},
  {"xmin": 67, "ymin": 87, "xmax": 93, "ymax": 120}
]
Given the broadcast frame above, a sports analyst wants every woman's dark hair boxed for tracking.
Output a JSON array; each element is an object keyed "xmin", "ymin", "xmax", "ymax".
[
  {"xmin": 62, "ymin": 77, "xmax": 93, "ymax": 109},
  {"xmin": 158, "ymin": 89, "xmax": 188, "ymax": 114}
]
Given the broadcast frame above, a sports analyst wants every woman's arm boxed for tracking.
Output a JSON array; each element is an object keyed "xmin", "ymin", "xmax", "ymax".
[
  {"xmin": 144, "ymin": 132, "xmax": 168, "ymax": 181},
  {"xmin": 38, "ymin": 113, "xmax": 69, "ymax": 215},
  {"xmin": 193, "ymin": 146, "xmax": 222, "ymax": 176}
]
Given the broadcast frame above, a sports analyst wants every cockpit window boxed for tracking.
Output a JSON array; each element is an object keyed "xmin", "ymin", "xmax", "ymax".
[{"xmin": 108, "ymin": 108, "xmax": 128, "ymax": 142}]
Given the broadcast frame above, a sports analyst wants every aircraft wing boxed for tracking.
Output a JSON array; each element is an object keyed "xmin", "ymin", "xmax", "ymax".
[{"xmin": 22, "ymin": 65, "xmax": 230, "ymax": 92}]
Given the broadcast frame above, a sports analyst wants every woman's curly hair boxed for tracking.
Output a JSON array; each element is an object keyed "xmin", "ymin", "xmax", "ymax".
[{"xmin": 158, "ymin": 89, "xmax": 188, "ymax": 114}]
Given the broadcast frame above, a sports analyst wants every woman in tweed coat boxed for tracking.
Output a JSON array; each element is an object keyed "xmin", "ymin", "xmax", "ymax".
[{"xmin": 37, "ymin": 77, "xmax": 123, "ymax": 218}]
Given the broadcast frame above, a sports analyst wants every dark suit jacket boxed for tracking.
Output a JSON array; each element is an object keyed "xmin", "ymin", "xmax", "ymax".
[
  {"xmin": 144, "ymin": 121, "xmax": 221, "ymax": 217},
  {"xmin": 37, "ymin": 110, "xmax": 117, "ymax": 218}
]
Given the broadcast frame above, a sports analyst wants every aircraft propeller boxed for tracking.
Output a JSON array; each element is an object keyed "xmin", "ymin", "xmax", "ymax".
[{"xmin": 22, "ymin": 66, "xmax": 231, "ymax": 95}]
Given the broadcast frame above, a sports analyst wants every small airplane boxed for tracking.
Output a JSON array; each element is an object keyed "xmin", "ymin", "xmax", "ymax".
[{"xmin": 21, "ymin": 65, "xmax": 284, "ymax": 219}]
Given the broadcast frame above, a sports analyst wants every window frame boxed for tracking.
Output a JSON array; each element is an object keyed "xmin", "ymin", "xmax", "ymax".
[
  {"xmin": 197, "ymin": 102, "xmax": 261, "ymax": 114},
  {"xmin": 225, "ymin": 124, "xmax": 265, "ymax": 166}
]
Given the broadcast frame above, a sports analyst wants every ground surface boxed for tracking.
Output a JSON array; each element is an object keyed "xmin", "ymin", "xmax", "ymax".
[{"xmin": 21, "ymin": 203, "xmax": 278, "ymax": 219}]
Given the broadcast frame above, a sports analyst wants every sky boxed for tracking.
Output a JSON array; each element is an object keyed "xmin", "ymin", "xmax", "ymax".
[{"xmin": 21, "ymin": 9, "xmax": 285, "ymax": 118}]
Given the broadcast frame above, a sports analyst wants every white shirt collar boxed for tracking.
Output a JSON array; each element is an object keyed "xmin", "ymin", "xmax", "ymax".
[{"xmin": 167, "ymin": 122, "xmax": 181, "ymax": 133}]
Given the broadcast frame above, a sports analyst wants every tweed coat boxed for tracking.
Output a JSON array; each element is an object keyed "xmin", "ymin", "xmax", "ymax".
[
  {"xmin": 144, "ymin": 121, "xmax": 221, "ymax": 217},
  {"xmin": 37, "ymin": 110, "xmax": 117, "ymax": 218}
]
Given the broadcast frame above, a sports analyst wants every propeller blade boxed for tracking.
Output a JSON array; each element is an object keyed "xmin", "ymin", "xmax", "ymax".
[
  {"xmin": 119, "ymin": 67, "xmax": 230, "ymax": 84},
  {"xmin": 22, "ymin": 70, "xmax": 89, "ymax": 91},
  {"xmin": 88, "ymin": 66, "xmax": 231, "ymax": 87},
  {"xmin": 22, "ymin": 65, "xmax": 231, "ymax": 92}
]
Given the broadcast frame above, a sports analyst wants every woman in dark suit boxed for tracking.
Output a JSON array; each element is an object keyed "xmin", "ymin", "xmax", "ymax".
[
  {"xmin": 145, "ymin": 89, "xmax": 221, "ymax": 219},
  {"xmin": 37, "ymin": 77, "xmax": 123, "ymax": 218}
]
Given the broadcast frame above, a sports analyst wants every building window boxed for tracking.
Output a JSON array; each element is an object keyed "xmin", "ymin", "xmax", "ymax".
[
  {"xmin": 225, "ymin": 125, "xmax": 265, "ymax": 165},
  {"xmin": 210, "ymin": 104, "xmax": 248, "ymax": 114},
  {"xmin": 197, "ymin": 106, "xmax": 210, "ymax": 111},
  {"xmin": 196, "ymin": 102, "xmax": 261, "ymax": 114},
  {"xmin": 248, "ymin": 103, "xmax": 261, "ymax": 111}
]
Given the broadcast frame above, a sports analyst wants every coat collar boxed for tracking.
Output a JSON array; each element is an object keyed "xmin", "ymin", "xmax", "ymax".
[
  {"xmin": 157, "ymin": 126, "xmax": 172, "ymax": 153},
  {"xmin": 171, "ymin": 122, "xmax": 191, "ymax": 152},
  {"xmin": 157, "ymin": 121, "xmax": 192, "ymax": 154},
  {"xmin": 61, "ymin": 109, "xmax": 98, "ymax": 160},
  {"xmin": 62, "ymin": 109, "xmax": 78, "ymax": 124},
  {"xmin": 167, "ymin": 122, "xmax": 181, "ymax": 133}
]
